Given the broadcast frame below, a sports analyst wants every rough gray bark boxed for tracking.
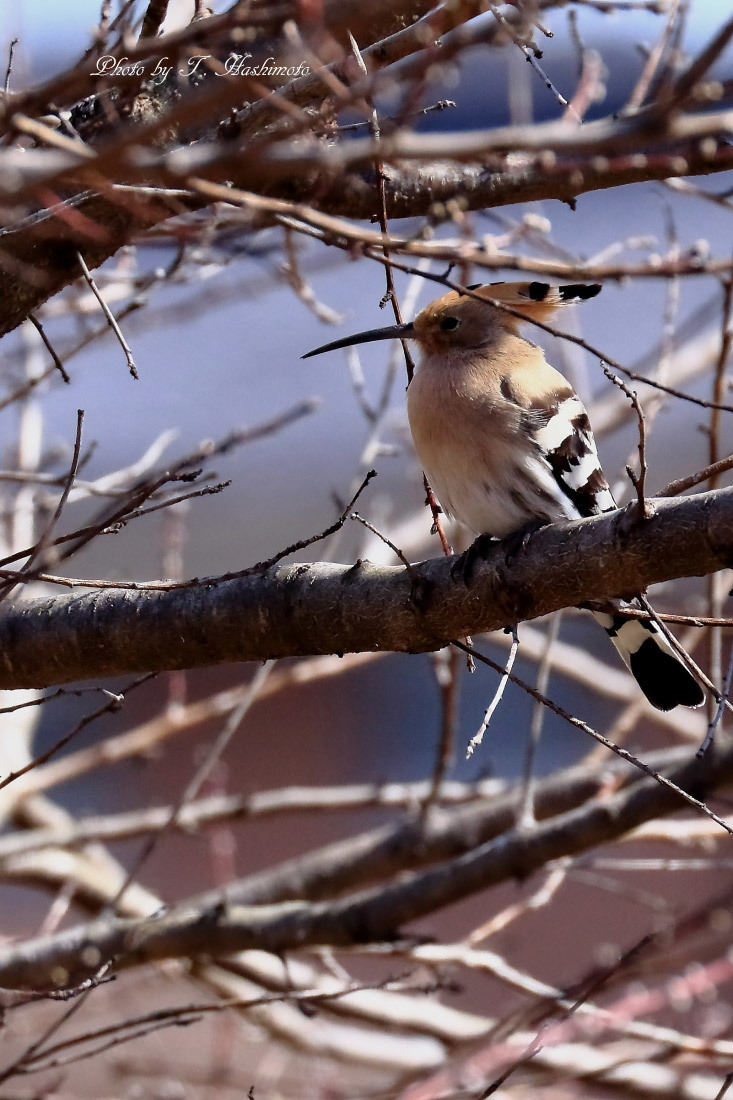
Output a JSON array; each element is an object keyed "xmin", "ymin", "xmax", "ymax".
[{"xmin": 0, "ymin": 487, "xmax": 730, "ymax": 690}]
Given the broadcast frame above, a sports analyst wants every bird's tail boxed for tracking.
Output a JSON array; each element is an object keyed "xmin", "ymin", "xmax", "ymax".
[{"xmin": 591, "ymin": 605, "xmax": 704, "ymax": 712}]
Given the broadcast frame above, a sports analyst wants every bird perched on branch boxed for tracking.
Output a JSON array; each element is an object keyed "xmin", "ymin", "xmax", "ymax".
[{"xmin": 303, "ymin": 280, "xmax": 704, "ymax": 712}]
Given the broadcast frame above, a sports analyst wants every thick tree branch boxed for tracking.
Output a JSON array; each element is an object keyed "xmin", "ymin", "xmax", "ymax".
[
  {"xmin": 188, "ymin": 746, "xmax": 698, "ymax": 909},
  {"xmin": 0, "ymin": 487, "xmax": 731, "ymax": 689},
  {"xmin": 3, "ymin": 135, "xmax": 732, "ymax": 338},
  {"xmin": 0, "ymin": 735, "xmax": 730, "ymax": 991},
  {"xmin": 0, "ymin": 0, "xmax": 729, "ymax": 336}
]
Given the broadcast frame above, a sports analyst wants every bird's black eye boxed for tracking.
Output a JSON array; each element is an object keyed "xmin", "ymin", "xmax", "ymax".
[{"xmin": 440, "ymin": 316, "xmax": 461, "ymax": 331}]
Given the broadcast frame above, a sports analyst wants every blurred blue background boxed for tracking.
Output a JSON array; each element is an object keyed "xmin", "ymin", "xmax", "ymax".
[{"xmin": 0, "ymin": 0, "xmax": 730, "ymax": 903}]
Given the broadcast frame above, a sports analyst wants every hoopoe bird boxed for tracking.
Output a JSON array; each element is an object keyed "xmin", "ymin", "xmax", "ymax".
[{"xmin": 303, "ymin": 281, "xmax": 704, "ymax": 712}]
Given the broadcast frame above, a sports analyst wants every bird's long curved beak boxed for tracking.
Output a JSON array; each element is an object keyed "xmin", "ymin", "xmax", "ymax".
[{"xmin": 301, "ymin": 321, "xmax": 414, "ymax": 359}]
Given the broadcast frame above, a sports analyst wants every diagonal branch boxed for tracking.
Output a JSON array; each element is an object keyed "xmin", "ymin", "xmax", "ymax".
[{"xmin": 0, "ymin": 734, "xmax": 731, "ymax": 991}]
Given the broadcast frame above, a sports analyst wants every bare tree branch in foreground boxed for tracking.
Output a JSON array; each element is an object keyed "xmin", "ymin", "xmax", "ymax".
[
  {"xmin": 0, "ymin": 733, "xmax": 731, "ymax": 993},
  {"xmin": 0, "ymin": 486, "xmax": 730, "ymax": 689},
  {"xmin": 0, "ymin": 1, "xmax": 733, "ymax": 1096}
]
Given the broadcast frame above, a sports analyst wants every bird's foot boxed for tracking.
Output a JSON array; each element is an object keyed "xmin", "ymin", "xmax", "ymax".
[
  {"xmin": 451, "ymin": 534, "xmax": 497, "ymax": 587},
  {"xmin": 501, "ymin": 519, "xmax": 546, "ymax": 566},
  {"xmin": 408, "ymin": 571, "xmax": 433, "ymax": 611}
]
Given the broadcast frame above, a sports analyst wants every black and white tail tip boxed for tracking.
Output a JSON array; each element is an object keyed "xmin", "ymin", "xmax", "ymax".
[{"xmin": 592, "ymin": 610, "xmax": 704, "ymax": 712}]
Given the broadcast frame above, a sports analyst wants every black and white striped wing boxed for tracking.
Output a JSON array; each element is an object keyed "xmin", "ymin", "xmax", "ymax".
[
  {"xmin": 531, "ymin": 393, "xmax": 616, "ymax": 519},
  {"xmin": 519, "ymin": 384, "xmax": 703, "ymax": 712}
]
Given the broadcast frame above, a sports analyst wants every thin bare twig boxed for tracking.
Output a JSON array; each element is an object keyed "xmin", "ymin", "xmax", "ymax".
[
  {"xmin": 349, "ymin": 512, "xmax": 415, "ymax": 577},
  {"xmin": 109, "ymin": 663, "xmax": 272, "ymax": 912},
  {"xmin": 624, "ymin": 0, "xmax": 682, "ymax": 112},
  {"xmin": 423, "ymin": 646, "xmax": 462, "ymax": 814},
  {"xmin": 704, "ymin": 278, "xmax": 733, "ymax": 724},
  {"xmin": 490, "ymin": 5, "xmax": 576, "ymax": 118},
  {"xmin": 3, "ymin": 37, "xmax": 18, "ymax": 97},
  {"xmin": 0, "ymin": 675, "xmax": 153, "ymax": 793},
  {"xmin": 520, "ymin": 612, "xmax": 563, "ymax": 827},
  {"xmin": 0, "ymin": 404, "xmax": 318, "ymax": 579},
  {"xmin": 601, "ymin": 362, "xmax": 650, "ymax": 517},
  {"xmin": 0, "ymin": 409, "xmax": 85, "ymax": 604},
  {"xmin": 27, "ymin": 315, "xmax": 71, "ymax": 383},
  {"xmin": 76, "ymin": 252, "xmax": 138, "ymax": 379},
  {"xmin": 453, "ymin": 640, "xmax": 733, "ymax": 836},
  {"xmin": 657, "ymin": 10, "xmax": 733, "ymax": 113},
  {"xmin": 698, "ymin": 643, "xmax": 733, "ymax": 757},
  {"xmin": 658, "ymin": 452, "xmax": 733, "ymax": 496},
  {"xmin": 9, "ymin": 973, "xmax": 435, "ymax": 1077},
  {"xmin": 466, "ymin": 628, "xmax": 519, "ymax": 759},
  {"xmin": 714, "ymin": 1071, "xmax": 733, "ymax": 1100},
  {"xmin": 0, "ymin": 965, "xmax": 108, "ymax": 1085}
]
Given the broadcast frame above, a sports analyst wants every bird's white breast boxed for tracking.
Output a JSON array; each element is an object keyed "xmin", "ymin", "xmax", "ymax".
[{"xmin": 406, "ymin": 351, "xmax": 579, "ymax": 537}]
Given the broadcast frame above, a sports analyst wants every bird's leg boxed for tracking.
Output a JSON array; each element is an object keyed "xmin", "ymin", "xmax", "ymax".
[
  {"xmin": 451, "ymin": 533, "xmax": 497, "ymax": 587},
  {"xmin": 451, "ymin": 518, "xmax": 548, "ymax": 586},
  {"xmin": 408, "ymin": 570, "xmax": 434, "ymax": 611},
  {"xmin": 501, "ymin": 518, "xmax": 548, "ymax": 566}
]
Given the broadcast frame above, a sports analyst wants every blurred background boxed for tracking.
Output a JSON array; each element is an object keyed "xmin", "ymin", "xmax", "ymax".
[
  {"xmin": 0, "ymin": 0, "xmax": 730, "ymax": 892},
  {"xmin": 0, "ymin": 1, "xmax": 731, "ymax": 1094}
]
